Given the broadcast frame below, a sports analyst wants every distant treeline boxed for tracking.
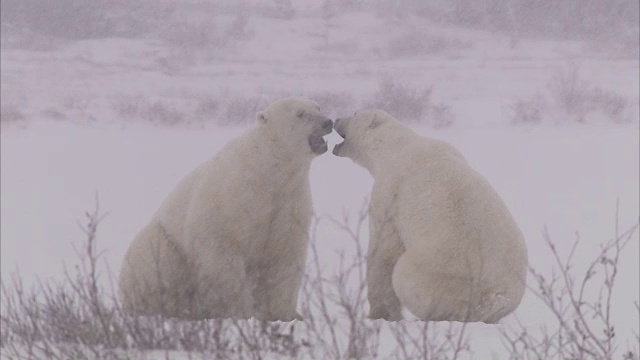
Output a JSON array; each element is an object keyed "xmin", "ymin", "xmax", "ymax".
[
  {"xmin": 405, "ymin": 0, "xmax": 639, "ymax": 40},
  {"xmin": 1, "ymin": 0, "xmax": 637, "ymax": 41}
]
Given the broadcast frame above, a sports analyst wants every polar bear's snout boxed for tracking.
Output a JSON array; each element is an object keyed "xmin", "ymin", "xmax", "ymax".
[
  {"xmin": 334, "ymin": 118, "xmax": 348, "ymax": 138},
  {"xmin": 320, "ymin": 118, "xmax": 333, "ymax": 131},
  {"xmin": 308, "ymin": 116, "xmax": 333, "ymax": 155},
  {"xmin": 332, "ymin": 117, "xmax": 350, "ymax": 156}
]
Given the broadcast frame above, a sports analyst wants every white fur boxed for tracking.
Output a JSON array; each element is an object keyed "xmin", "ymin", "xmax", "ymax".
[
  {"xmin": 118, "ymin": 97, "xmax": 332, "ymax": 320},
  {"xmin": 333, "ymin": 109, "xmax": 528, "ymax": 323}
]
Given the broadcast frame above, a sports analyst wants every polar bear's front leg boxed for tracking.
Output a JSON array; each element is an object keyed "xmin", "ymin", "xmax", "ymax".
[
  {"xmin": 193, "ymin": 248, "xmax": 255, "ymax": 319},
  {"xmin": 247, "ymin": 192, "xmax": 310, "ymax": 321},
  {"xmin": 251, "ymin": 252, "xmax": 306, "ymax": 321},
  {"xmin": 251, "ymin": 225, "xmax": 307, "ymax": 321},
  {"xmin": 367, "ymin": 211, "xmax": 405, "ymax": 321}
]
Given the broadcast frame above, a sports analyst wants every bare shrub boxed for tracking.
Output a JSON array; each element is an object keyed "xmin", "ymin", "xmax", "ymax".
[
  {"xmin": 257, "ymin": 0, "xmax": 297, "ymax": 20},
  {"xmin": 510, "ymin": 94, "xmax": 546, "ymax": 125},
  {"xmin": 548, "ymin": 66, "xmax": 593, "ymax": 123},
  {"xmin": 308, "ymin": 91, "xmax": 355, "ymax": 119},
  {"xmin": 501, "ymin": 201, "xmax": 640, "ymax": 360},
  {"xmin": 429, "ymin": 103, "xmax": 456, "ymax": 129},
  {"xmin": 389, "ymin": 321, "xmax": 471, "ymax": 360},
  {"xmin": 143, "ymin": 101, "xmax": 184, "ymax": 126},
  {"xmin": 1, "ymin": 197, "xmax": 473, "ymax": 359},
  {"xmin": 0, "ymin": 106, "xmax": 25, "ymax": 123},
  {"xmin": 328, "ymin": 0, "xmax": 368, "ymax": 13},
  {"xmin": 386, "ymin": 30, "xmax": 472, "ymax": 58},
  {"xmin": 548, "ymin": 65, "xmax": 632, "ymax": 124},
  {"xmin": 373, "ymin": 0, "xmax": 404, "ymax": 20},
  {"xmin": 393, "ymin": 0, "xmax": 638, "ymax": 46},
  {"xmin": 225, "ymin": 12, "xmax": 252, "ymax": 41},
  {"xmin": 365, "ymin": 77, "xmax": 454, "ymax": 128},
  {"xmin": 193, "ymin": 96, "xmax": 221, "ymax": 122},
  {"xmin": 41, "ymin": 108, "xmax": 67, "ymax": 121},
  {"xmin": 512, "ymin": 66, "xmax": 634, "ymax": 126},
  {"xmin": 111, "ymin": 95, "xmax": 185, "ymax": 126},
  {"xmin": 299, "ymin": 200, "xmax": 471, "ymax": 359},
  {"xmin": 111, "ymin": 94, "xmax": 144, "ymax": 120},
  {"xmin": 154, "ymin": 10, "xmax": 255, "ymax": 69},
  {"xmin": 0, "ymin": 196, "xmax": 309, "ymax": 359},
  {"xmin": 5, "ymin": 193, "xmax": 635, "ymax": 358},
  {"xmin": 365, "ymin": 77, "xmax": 431, "ymax": 122},
  {"xmin": 299, "ymin": 204, "xmax": 382, "ymax": 359},
  {"xmin": 585, "ymin": 26, "xmax": 640, "ymax": 60},
  {"xmin": 0, "ymin": 195, "xmax": 127, "ymax": 359},
  {"xmin": 321, "ymin": 0, "xmax": 339, "ymax": 21},
  {"xmin": 0, "ymin": 0, "xmax": 175, "ymax": 43},
  {"xmin": 160, "ymin": 18, "xmax": 221, "ymax": 51},
  {"xmin": 111, "ymin": 93, "xmax": 273, "ymax": 127},
  {"xmin": 0, "ymin": 0, "xmax": 117, "ymax": 40},
  {"xmin": 587, "ymin": 88, "xmax": 632, "ymax": 123},
  {"xmin": 222, "ymin": 95, "xmax": 267, "ymax": 126},
  {"xmin": 0, "ymin": 24, "xmax": 69, "ymax": 51},
  {"xmin": 315, "ymin": 40, "xmax": 361, "ymax": 57}
]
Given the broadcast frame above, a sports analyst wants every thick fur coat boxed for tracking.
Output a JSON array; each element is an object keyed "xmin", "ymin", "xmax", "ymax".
[
  {"xmin": 333, "ymin": 109, "xmax": 528, "ymax": 323},
  {"xmin": 118, "ymin": 97, "xmax": 333, "ymax": 320}
]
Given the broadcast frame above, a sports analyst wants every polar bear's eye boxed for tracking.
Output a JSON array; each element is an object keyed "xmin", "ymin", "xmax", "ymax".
[{"xmin": 296, "ymin": 110, "xmax": 305, "ymax": 118}]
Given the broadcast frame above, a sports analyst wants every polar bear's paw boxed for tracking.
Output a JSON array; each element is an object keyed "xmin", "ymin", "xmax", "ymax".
[
  {"xmin": 368, "ymin": 307, "xmax": 403, "ymax": 321},
  {"xmin": 256, "ymin": 310, "xmax": 304, "ymax": 322},
  {"xmin": 478, "ymin": 292, "xmax": 512, "ymax": 324}
]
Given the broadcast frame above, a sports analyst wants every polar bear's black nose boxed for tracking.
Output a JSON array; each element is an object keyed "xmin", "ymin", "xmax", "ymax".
[{"xmin": 322, "ymin": 119, "xmax": 333, "ymax": 130}]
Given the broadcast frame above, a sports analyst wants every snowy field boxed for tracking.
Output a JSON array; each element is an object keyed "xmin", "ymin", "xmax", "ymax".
[{"xmin": 1, "ymin": 3, "xmax": 639, "ymax": 359}]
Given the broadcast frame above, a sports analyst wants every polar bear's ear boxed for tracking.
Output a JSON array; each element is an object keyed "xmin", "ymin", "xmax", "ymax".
[
  {"xmin": 369, "ymin": 114, "xmax": 383, "ymax": 130},
  {"xmin": 257, "ymin": 111, "xmax": 267, "ymax": 124}
]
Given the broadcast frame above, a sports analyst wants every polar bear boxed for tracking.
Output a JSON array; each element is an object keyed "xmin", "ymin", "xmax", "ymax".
[
  {"xmin": 118, "ymin": 97, "xmax": 333, "ymax": 321},
  {"xmin": 332, "ymin": 109, "xmax": 528, "ymax": 323}
]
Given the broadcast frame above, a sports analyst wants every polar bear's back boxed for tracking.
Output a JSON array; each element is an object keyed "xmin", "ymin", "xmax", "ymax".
[
  {"xmin": 394, "ymin": 147, "xmax": 527, "ymax": 292},
  {"xmin": 153, "ymin": 128, "xmax": 313, "ymax": 259},
  {"xmin": 154, "ymin": 162, "xmax": 206, "ymax": 241},
  {"xmin": 153, "ymin": 132, "xmax": 267, "ymax": 250}
]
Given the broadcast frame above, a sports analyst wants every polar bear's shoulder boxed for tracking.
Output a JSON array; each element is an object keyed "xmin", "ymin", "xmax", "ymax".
[{"xmin": 419, "ymin": 137, "xmax": 465, "ymax": 160}]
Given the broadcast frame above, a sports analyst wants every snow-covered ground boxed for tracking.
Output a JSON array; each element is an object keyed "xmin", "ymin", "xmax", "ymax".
[{"xmin": 1, "ymin": 10, "xmax": 639, "ymax": 359}]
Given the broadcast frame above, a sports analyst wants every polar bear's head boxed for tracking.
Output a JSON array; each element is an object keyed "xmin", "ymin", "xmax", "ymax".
[
  {"xmin": 257, "ymin": 97, "xmax": 333, "ymax": 156},
  {"xmin": 332, "ymin": 109, "xmax": 403, "ymax": 168}
]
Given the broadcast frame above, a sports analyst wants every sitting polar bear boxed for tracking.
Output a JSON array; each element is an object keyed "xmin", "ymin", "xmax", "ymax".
[
  {"xmin": 118, "ymin": 97, "xmax": 333, "ymax": 321},
  {"xmin": 333, "ymin": 109, "xmax": 528, "ymax": 323}
]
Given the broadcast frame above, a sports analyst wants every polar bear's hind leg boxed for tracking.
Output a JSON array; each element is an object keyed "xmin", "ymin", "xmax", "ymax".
[
  {"xmin": 191, "ymin": 246, "xmax": 255, "ymax": 319},
  {"xmin": 367, "ymin": 213, "xmax": 404, "ymax": 321},
  {"xmin": 250, "ymin": 257, "xmax": 305, "ymax": 321},
  {"xmin": 119, "ymin": 222, "xmax": 196, "ymax": 318},
  {"xmin": 391, "ymin": 254, "xmax": 491, "ymax": 322},
  {"xmin": 477, "ymin": 291, "xmax": 514, "ymax": 324}
]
